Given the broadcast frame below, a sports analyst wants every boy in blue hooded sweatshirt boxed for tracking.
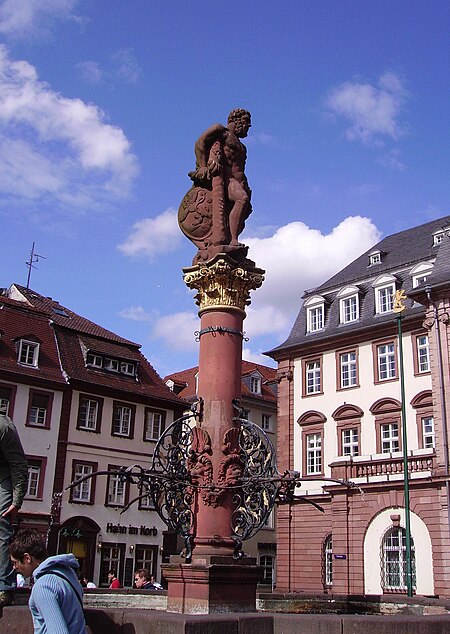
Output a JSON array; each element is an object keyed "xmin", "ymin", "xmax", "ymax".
[{"xmin": 9, "ymin": 528, "xmax": 86, "ymax": 634}]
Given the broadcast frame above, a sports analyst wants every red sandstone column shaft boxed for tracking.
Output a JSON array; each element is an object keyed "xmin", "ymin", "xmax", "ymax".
[
  {"xmin": 182, "ymin": 256, "xmax": 264, "ymax": 559},
  {"xmin": 194, "ymin": 308, "xmax": 244, "ymax": 555}
]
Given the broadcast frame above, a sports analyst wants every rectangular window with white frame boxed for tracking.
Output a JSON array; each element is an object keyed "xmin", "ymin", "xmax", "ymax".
[
  {"xmin": 135, "ymin": 546, "xmax": 158, "ymax": 578},
  {"xmin": 27, "ymin": 390, "xmax": 53, "ymax": 428},
  {"xmin": 77, "ymin": 395, "xmax": 102, "ymax": 432},
  {"xmin": 250, "ymin": 375, "xmax": 262, "ymax": 394},
  {"xmin": 421, "ymin": 416, "xmax": 435, "ymax": 449},
  {"xmin": 339, "ymin": 351, "xmax": 357, "ymax": 388},
  {"xmin": 377, "ymin": 342, "xmax": 397, "ymax": 381},
  {"xmin": 71, "ymin": 462, "xmax": 96, "ymax": 503},
  {"xmin": 0, "ymin": 384, "xmax": 15, "ymax": 417},
  {"xmin": 305, "ymin": 360, "xmax": 321, "ymax": 395},
  {"xmin": 120, "ymin": 361, "xmax": 136, "ymax": 376},
  {"xmin": 26, "ymin": 464, "xmax": 41, "ymax": 498},
  {"xmin": 86, "ymin": 353, "xmax": 103, "ymax": 368},
  {"xmin": 106, "ymin": 468, "xmax": 127, "ymax": 507},
  {"xmin": 342, "ymin": 428, "xmax": 359, "ymax": 456},
  {"xmin": 25, "ymin": 457, "xmax": 46, "ymax": 499},
  {"xmin": 306, "ymin": 432, "xmax": 322, "ymax": 474},
  {"xmin": 414, "ymin": 334, "xmax": 430, "ymax": 374},
  {"xmin": 261, "ymin": 413, "xmax": 272, "ymax": 432},
  {"xmin": 138, "ymin": 490, "xmax": 154, "ymax": 510},
  {"xmin": 340, "ymin": 295, "xmax": 358, "ymax": 323},
  {"xmin": 381, "ymin": 422, "xmax": 400, "ymax": 453},
  {"xmin": 376, "ymin": 285, "xmax": 395, "ymax": 314},
  {"xmin": 259, "ymin": 555, "xmax": 275, "ymax": 585},
  {"xmin": 0, "ymin": 395, "xmax": 9, "ymax": 415},
  {"xmin": 104, "ymin": 358, "xmax": 120, "ymax": 372},
  {"xmin": 17, "ymin": 340, "xmax": 39, "ymax": 367},
  {"xmin": 144, "ymin": 408, "xmax": 166, "ymax": 441},
  {"xmin": 112, "ymin": 402, "xmax": 135, "ymax": 438},
  {"xmin": 307, "ymin": 305, "xmax": 324, "ymax": 332}
]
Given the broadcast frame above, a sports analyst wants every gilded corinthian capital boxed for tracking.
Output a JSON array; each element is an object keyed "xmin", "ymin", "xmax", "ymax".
[{"xmin": 183, "ymin": 255, "xmax": 264, "ymax": 315}]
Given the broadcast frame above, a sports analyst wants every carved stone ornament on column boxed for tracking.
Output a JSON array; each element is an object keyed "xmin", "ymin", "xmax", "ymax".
[
  {"xmin": 218, "ymin": 427, "xmax": 244, "ymax": 488},
  {"xmin": 183, "ymin": 255, "xmax": 264, "ymax": 315},
  {"xmin": 187, "ymin": 427, "xmax": 218, "ymax": 507}
]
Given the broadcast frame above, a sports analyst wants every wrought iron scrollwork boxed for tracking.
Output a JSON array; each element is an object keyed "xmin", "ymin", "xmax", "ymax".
[{"xmin": 65, "ymin": 398, "xmax": 361, "ymax": 559}]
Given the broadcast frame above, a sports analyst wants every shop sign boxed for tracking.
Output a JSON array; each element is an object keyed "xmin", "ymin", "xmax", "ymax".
[{"xmin": 105, "ymin": 523, "xmax": 158, "ymax": 536}]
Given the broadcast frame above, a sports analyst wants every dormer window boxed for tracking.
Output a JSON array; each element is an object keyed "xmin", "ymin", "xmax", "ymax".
[
  {"xmin": 373, "ymin": 275, "xmax": 397, "ymax": 314},
  {"xmin": 17, "ymin": 339, "xmax": 39, "ymax": 367},
  {"xmin": 377, "ymin": 286, "xmax": 394, "ymax": 313},
  {"xmin": 369, "ymin": 251, "xmax": 382, "ymax": 266},
  {"xmin": 86, "ymin": 351, "xmax": 137, "ymax": 377},
  {"xmin": 337, "ymin": 286, "xmax": 360, "ymax": 324},
  {"xmin": 410, "ymin": 262, "xmax": 434, "ymax": 289},
  {"xmin": 104, "ymin": 358, "xmax": 120, "ymax": 372},
  {"xmin": 250, "ymin": 375, "xmax": 262, "ymax": 394},
  {"xmin": 432, "ymin": 226, "xmax": 450, "ymax": 246},
  {"xmin": 305, "ymin": 296, "xmax": 325, "ymax": 333},
  {"xmin": 87, "ymin": 353, "xmax": 102, "ymax": 368},
  {"xmin": 120, "ymin": 361, "xmax": 136, "ymax": 376}
]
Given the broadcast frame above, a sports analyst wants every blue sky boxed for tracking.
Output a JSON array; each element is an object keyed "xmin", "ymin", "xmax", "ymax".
[{"xmin": 1, "ymin": 0, "xmax": 450, "ymax": 377}]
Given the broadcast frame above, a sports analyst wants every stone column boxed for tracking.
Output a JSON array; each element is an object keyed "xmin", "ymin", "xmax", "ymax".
[{"xmin": 162, "ymin": 255, "xmax": 265, "ymax": 613}]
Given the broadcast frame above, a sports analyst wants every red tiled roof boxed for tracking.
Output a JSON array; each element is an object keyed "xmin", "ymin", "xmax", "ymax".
[
  {"xmin": 2, "ymin": 285, "xmax": 184, "ymax": 407},
  {"xmin": 12, "ymin": 284, "xmax": 138, "ymax": 346},
  {"xmin": 57, "ymin": 329, "xmax": 183, "ymax": 404},
  {"xmin": 0, "ymin": 299, "xmax": 67, "ymax": 384},
  {"xmin": 165, "ymin": 361, "xmax": 277, "ymax": 403}
]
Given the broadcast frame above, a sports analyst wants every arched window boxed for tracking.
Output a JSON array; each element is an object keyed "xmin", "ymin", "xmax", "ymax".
[
  {"xmin": 324, "ymin": 534, "xmax": 332, "ymax": 588},
  {"xmin": 381, "ymin": 527, "xmax": 416, "ymax": 592}
]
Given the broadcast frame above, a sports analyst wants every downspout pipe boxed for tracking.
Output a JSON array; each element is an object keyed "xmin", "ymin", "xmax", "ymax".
[{"xmin": 425, "ymin": 285, "xmax": 450, "ymax": 533}]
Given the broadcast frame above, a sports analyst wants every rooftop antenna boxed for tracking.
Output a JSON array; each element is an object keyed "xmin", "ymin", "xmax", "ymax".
[{"xmin": 26, "ymin": 242, "xmax": 46, "ymax": 289}]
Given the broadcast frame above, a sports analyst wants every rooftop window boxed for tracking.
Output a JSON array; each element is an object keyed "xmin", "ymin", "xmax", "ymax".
[
  {"xmin": 369, "ymin": 251, "xmax": 382, "ymax": 265},
  {"xmin": 86, "ymin": 351, "xmax": 137, "ymax": 377}
]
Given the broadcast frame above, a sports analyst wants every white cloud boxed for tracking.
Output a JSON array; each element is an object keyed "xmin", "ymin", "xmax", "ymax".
[
  {"xmin": 118, "ymin": 306, "xmax": 154, "ymax": 322},
  {"xmin": 244, "ymin": 305, "xmax": 291, "ymax": 339},
  {"xmin": 326, "ymin": 72, "xmax": 408, "ymax": 144},
  {"xmin": 378, "ymin": 148, "xmax": 406, "ymax": 171},
  {"xmin": 0, "ymin": 0, "xmax": 80, "ymax": 38},
  {"xmin": 0, "ymin": 138, "xmax": 65, "ymax": 197},
  {"xmin": 118, "ymin": 208, "xmax": 183, "ymax": 259},
  {"xmin": 77, "ymin": 50, "xmax": 142, "ymax": 86},
  {"xmin": 111, "ymin": 49, "xmax": 141, "ymax": 84},
  {"xmin": 143, "ymin": 216, "xmax": 380, "ymax": 358},
  {"xmin": 151, "ymin": 311, "xmax": 200, "ymax": 352},
  {"xmin": 0, "ymin": 46, "xmax": 138, "ymax": 209},
  {"xmin": 243, "ymin": 347, "xmax": 276, "ymax": 367},
  {"xmin": 245, "ymin": 216, "xmax": 381, "ymax": 338},
  {"xmin": 76, "ymin": 60, "xmax": 103, "ymax": 84},
  {"xmin": 148, "ymin": 215, "xmax": 375, "ymax": 359}
]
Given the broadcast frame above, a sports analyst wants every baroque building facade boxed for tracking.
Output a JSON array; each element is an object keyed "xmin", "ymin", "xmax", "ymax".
[
  {"xmin": 0, "ymin": 284, "xmax": 184, "ymax": 587},
  {"xmin": 165, "ymin": 361, "xmax": 278, "ymax": 587},
  {"xmin": 268, "ymin": 216, "xmax": 450, "ymax": 596}
]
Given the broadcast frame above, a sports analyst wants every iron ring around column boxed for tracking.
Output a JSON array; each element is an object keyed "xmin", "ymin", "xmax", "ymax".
[{"xmin": 195, "ymin": 326, "xmax": 249, "ymax": 342}]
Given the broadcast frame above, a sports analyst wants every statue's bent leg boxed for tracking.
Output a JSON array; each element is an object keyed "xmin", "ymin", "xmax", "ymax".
[{"xmin": 228, "ymin": 180, "xmax": 249, "ymax": 245}]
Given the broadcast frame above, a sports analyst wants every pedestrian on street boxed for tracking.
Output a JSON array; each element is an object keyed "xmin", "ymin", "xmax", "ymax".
[{"xmin": 10, "ymin": 528, "xmax": 86, "ymax": 633}]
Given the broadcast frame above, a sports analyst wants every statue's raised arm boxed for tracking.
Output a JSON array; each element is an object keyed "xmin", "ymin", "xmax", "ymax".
[{"xmin": 179, "ymin": 109, "xmax": 252, "ymax": 264}]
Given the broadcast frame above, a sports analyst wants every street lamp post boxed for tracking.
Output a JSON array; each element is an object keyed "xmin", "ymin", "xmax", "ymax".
[{"xmin": 394, "ymin": 290, "xmax": 413, "ymax": 597}]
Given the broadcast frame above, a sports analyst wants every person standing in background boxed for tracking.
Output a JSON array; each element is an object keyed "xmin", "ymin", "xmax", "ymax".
[{"xmin": 0, "ymin": 411, "xmax": 28, "ymax": 607}]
